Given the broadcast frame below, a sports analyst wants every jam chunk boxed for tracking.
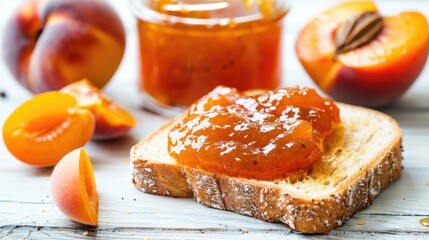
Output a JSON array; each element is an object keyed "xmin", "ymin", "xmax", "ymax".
[{"xmin": 168, "ymin": 86, "xmax": 340, "ymax": 180}]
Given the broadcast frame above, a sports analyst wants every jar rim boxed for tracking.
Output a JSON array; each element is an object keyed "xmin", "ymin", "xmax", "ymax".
[{"xmin": 131, "ymin": 0, "xmax": 288, "ymax": 26}]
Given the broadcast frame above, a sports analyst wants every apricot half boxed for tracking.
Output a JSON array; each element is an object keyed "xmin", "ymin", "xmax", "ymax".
[
  {"xmin": 60, "ymin": 80, "xmax": 136, "ymax": 140},
  {"xmin": 51, "ymin": 148, "xmax": 98, "ymax": 226},
  {"xmin": 296, "ymin": 1, "xmax": 429, "ymax": 107},
  {"xmin": 3, "ymin": 92, "xmax": 94, "ymax": 166}
]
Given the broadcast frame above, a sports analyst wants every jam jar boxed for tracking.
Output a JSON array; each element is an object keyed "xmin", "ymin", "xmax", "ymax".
[{"xmin": 132, "ymin": 0, "xmax": 288, "ymax": 116}]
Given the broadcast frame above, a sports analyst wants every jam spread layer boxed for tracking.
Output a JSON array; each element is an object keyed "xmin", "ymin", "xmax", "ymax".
[{"xmin": 168, "ymin": 86, "xmax": 340, "ymax": 180}]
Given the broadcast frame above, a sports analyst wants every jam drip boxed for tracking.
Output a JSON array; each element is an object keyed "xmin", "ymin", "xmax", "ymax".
[{"xmin": 168, "ymin": 86, "xmax": 340, "ymax": 180}]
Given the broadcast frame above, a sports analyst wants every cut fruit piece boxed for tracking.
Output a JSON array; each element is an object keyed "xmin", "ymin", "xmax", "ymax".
[
  {"xmin": 60, "ymin": 79, "xmax": 136, "ymax": 140},
  {"xmin": 3, "ymin": 92, "xmax": 94, "ymax": 166},
  {"xmin": 296, "ymin": 1, "xmax": 429, "ymax": 107},
  {"xmin": 51, "ymin": 148, "xmax": 98, "ymax": 226}
]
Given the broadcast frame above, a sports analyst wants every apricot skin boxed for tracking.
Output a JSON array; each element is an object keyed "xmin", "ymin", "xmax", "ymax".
[
  {"xmin": 61, "ymin": 80, "xmax": 136, "ymax": 140},
  {"xmin": 51, "ymin": 148, "xmax": 98, "ymax": 226},
  {"xmin": 2, "ymin": 0, "xmax": 125, "ymax": 93},
  {"xmin": 92, "ymin": 114, "xmax": 135, "ymax": 140}
]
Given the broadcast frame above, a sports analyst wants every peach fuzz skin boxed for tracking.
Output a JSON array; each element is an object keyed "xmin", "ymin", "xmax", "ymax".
[
  {"xmin": 2, "ymin": 92, "xmax": 94, "ymax": 167},
  {"xmin": 295, "ymin": 1, "xmax": 429, "ymax": 108},
  {"xmin": 2, "ymin": 0, "xmax": 125, "ymax": 93},
  {"xmin": 51, "ymin": 148, "xmax": 98, "ymax": 226},
  {"xmin": 61, "ymin": 80, "xmax": 137, "ymax": 140}
]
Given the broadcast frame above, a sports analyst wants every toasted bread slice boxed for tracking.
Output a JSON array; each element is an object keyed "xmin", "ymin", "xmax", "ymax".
[{"xmin": 130, "ymin": 103, "xmax": 402, "ymax": 233}]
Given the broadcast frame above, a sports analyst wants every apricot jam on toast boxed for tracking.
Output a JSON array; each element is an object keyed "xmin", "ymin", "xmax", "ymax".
[{"xmin": 168, "ymin": 86, "xmax": 340, "ymax": 180}]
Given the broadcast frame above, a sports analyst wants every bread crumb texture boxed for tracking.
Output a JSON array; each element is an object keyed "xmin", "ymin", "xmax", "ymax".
[{"xmin": 131, "ymin": 104, "xmax": 403, "ymax": 233}]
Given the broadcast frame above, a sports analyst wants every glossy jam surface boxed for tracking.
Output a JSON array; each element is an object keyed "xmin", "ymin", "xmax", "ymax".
[
  {"xmin": 136, "ymin": 0, "xmax": 287, "ymax": 107},
  {"xmin": 168, "ymin": 86, "xmax": 340, "ymax": 180}
]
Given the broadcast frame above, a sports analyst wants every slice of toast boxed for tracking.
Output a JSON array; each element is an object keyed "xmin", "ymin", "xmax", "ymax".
[{"xmin": 130, "ymin": 103, "xmax": 402, "ymax": 233}]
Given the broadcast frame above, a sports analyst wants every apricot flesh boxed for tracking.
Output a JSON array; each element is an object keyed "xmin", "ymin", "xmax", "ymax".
[
  {"xmin": 51, "ymin": 148, "xmax": 98, "ymax": 226},
  {"xmin": 60, "ymin": 80, "xmax": 136, "ymax": 140},
  {"xmin": 3, "ymin": 92, "xmax": 94, "ymax": 166},
  {"xmin": 296, "ymin": 1, "xmax": 429, "ymax": 107}
]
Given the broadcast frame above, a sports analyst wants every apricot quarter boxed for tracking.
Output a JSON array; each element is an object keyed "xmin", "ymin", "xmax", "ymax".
[
  {"xmin": 51, "ymin": 148, "xmax": 98, "ymax": 226},
  {"xmin": 296, "ymin": 1, "xmax": 429, "ymax": 107},
  {"xmin": 2, "ymin": 0, "xmax": 125, "ymax": 93},
  {"xmin": 3, "ymin": 92, "xmax": 94, "ymax": 167},
  {"xmin": 61, "ymin": 80, "xmax": 137, "ymax": 140}
]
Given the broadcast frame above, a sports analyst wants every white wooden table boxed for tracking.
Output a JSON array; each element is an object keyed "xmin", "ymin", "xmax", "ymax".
[{"xmin": 1, "ymin": 0, "xmax": 429, "ymax": 239}]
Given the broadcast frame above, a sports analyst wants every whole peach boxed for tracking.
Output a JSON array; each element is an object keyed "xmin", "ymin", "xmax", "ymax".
[{"xmin": 2, "ymin": 0, "xmax": 126, "ymax": 93}]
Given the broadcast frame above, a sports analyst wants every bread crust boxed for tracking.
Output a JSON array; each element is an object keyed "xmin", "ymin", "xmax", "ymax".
[
  {"xmin": 183, "ymin": 139, "xmax": 402, "ymax": 233},
  {"xmin": 132, "ymin": 160, "xmax": 192, "ymax": 198},
  {"xmin": 130, "ymin": 104, "xmax": 403, "ymax": 233},
  {"xmin": 131, "ymin": 112, "xmax": 193, "ymax": 198}
]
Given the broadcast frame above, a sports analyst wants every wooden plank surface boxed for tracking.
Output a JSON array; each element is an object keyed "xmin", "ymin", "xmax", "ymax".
[{"xmin": 1, "ymin": 0, "xmax": 429, "ymax": 239}]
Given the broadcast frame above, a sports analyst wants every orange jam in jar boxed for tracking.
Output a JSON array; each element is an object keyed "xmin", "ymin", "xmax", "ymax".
[
  {"xmin": 131, "ymin": 0, "xmax": 288, "ymax": 116},
  {"xmin": 168, "ymin": 86, "xmax": 340, "ymax": 180}
]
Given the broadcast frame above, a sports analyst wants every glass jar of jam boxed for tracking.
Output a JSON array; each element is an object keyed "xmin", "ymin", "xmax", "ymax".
[{"xmin": 131, "ymin": 0, "xmax": 288, "ymax": 116}]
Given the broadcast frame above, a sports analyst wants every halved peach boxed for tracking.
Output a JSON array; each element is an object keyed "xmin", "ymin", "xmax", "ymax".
[
  {"xmin": 51, "ymin": 148, "xmax": 98, "ymax": 226},
  {"xmin": 296, "ymin": 1, "xmax": 429, "ymax": 107},
  {"xmin": 60, "ymin": 79, "xmax": 136, "ymax": 140},
  {"xmin": 3, "ymin": 92, "xmax": 94, "ymax": 166}
]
